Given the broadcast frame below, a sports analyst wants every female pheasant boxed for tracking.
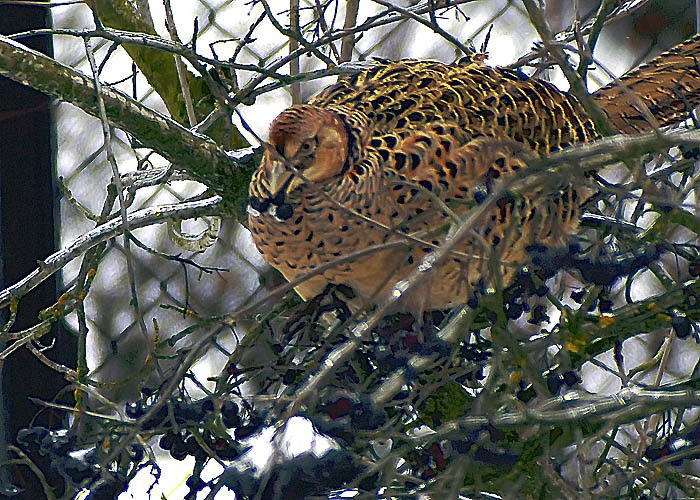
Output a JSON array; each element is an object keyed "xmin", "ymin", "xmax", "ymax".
[{"xmin": 248, "ymin": 35, "xmax": 700, "ymax": 312}]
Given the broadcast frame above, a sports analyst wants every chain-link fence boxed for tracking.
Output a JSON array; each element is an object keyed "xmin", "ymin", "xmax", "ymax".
[{"xmin": 0, "ymin": 0, "xmax": 699, "ymax": 497}]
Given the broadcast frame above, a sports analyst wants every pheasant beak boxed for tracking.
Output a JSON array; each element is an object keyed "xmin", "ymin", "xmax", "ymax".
[
  {"xmin": 268, "ymin": 159, "xmax": 294, "ymax": 197},
  {"xmin": 264, "ymin": 142, "xmax": 305, "ymax": 197}
]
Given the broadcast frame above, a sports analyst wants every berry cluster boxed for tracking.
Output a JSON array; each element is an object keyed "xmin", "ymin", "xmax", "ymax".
[
  {"xmin": 645, "ymin": 425, "xmax": 700, "ymax": 466},
  {"xmin": 221, "ymin": 449, "xmax": 364, "ymax": 499},
  {"xmin": 124, "ymin": 392, "xmax": 255, "ymax": 462},
  {"xmin": 15, "ymin": 426, "xmax": 130, "ymax": 499}
]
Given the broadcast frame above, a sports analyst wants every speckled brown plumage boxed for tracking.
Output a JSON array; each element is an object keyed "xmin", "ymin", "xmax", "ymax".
[{"xmin": 248, "ymin": 35, "xmax": 700, "ymax": 311}]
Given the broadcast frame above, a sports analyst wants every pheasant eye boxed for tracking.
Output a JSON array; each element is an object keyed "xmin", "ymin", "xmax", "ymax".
[{"xmin": 300, "ymin": 138, "xmax": 316, "ymax": 154}]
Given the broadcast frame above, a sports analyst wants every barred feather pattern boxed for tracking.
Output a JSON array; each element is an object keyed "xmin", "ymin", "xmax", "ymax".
[
  {"xmin": 248, "ymin": 37, "xmax": 700, "ymax": 311},
  {"xmin": 595, "ymin": 33, "xmax": 700, "ymax": 133}
]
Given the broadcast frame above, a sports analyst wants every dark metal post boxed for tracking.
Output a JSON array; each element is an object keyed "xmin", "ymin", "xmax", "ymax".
[{"xmin": 0, "ymin": 3, "xmax": 75, "ymax": 496}]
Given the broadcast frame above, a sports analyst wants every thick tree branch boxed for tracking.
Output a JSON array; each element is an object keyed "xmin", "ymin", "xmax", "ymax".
[{"xmin": 0, "ymin": 34, "xmax": 257, "ymax": 217}]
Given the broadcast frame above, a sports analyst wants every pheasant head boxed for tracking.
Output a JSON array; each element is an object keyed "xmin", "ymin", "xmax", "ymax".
[{"xmin": 262, "ymin": 104, "xmax": 348, "ymax": 198}]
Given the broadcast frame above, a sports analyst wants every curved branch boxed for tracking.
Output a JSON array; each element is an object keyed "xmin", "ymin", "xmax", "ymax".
[
  {"xmin": 422, "ymin": 386, "xmax": 700, "ymax": 438},
  {"xmin": 0, "ymin": 34, "xmax": 256, "ymax": 217},
  {"xmin": 0, "ymin": 196, "xmax": 222, "ymax": 310}
]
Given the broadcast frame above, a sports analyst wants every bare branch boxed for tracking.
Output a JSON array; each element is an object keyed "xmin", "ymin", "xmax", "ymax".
[
  {"xmin": 0, "ymin": 34, "xmax": 255, "ymax": 216},
  {"xmin": 340, "ymin": 0, "xmax": 360, "ymax": 62},
  {"xmin": 0, "ymin": 197, "xmax": 222, "ymax": 310}
]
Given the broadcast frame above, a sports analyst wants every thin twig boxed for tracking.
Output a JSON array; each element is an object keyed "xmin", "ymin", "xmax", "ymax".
[
  {"xmin": 289, "ymin": 0, "xmax": 301, "ymax": 103},
  {"xmin": 421, "ymin": 387, "xmax": 700, "ymax": 440},
  {"xmin": 163, "ymin": 0, "xmax": 197, "ymax": 126},
  {"xmin": 0, "ymin": 197, "xmax": 222, "ymax": 310},
  {"xmin": 6, "ymin": 446, "xmax": 56, "ymax": 500},
  {"xmin": 371, "ymin": 0, "xmax": 472, "ymax": 57},
  {"xmin": 340, "ymin": 0, "xmax": 360, "ymax": 62},
  {"xmin": 84, "ymin": 37, "xmax": 153, "ymax": 349},
  {"xmin": 233, "ymin": 0, "xmax": 476, "ymax": 103},
  {"xmin": 522, "ymin": 0, "xmax": 616, "ymax": 136},
  {"xmin": 578, "ymin": 0, "xmax": 617, "ymax": 80}
]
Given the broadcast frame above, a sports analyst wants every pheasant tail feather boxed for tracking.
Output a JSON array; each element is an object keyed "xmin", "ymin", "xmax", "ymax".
[{"xmin": 595, "ymin": 33, "xmax": 700, "ymax": 133}]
